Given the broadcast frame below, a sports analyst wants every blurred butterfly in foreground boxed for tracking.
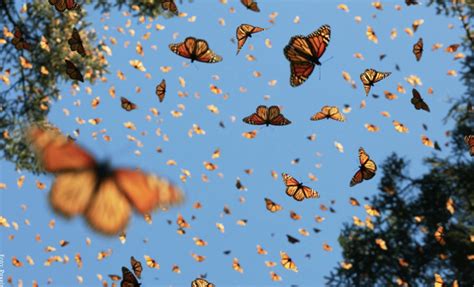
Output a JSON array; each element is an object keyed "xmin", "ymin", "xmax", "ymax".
[
  {"xmin": 411, "ymin": 88, "xmax": 430, "ymax": 112},
  {"xmin": 405, "ymin": 0, "xmax": 419, "ymax": 5},
  {"xmin": 68, "ymin": 28, "xmax": 86, "ymax": 57},
  {"xmin": 121, "ymin": 266, "xmax": 140, "ymax": 287},
  {"xmin": 284, "ymin": 24, "xmax": 331, "ymax": 87},
  {"xmin": 48, "ymin": 0, "xmax": 79, "ymax": 12},
  {"xmin": 243, "ymin": 105, "xmax": 291, "ymax": 126},
  {"xmin": 65, "ymin": 60, "xmax": 84, "ymax": 82},
  {"xmin": 465, "ymin": 135, "xmax": 474, "ymax": 156},
  {"xmin": 191, "ymin": 278, "xmax": 215, "ymax": 287},
  {"xmin": 310, "ymin": 106, "xmax": 345, "ymax": 122},
  {"xmin": 27, "ymin": 126, "xmax": 183, "ymax": 235},
  {"xmin": 169, "ymin": 37, "xmax": 222, "ymax": 63},
  {"xmin": 156, "ymin": 79, "xmax": 166, "ymax": 102},
  {"xmin": 360, "ymin": 68, "xmax": 391, "ymax": 96},
  {"xmin": 161, "ymin": 0, "xmax": 179, "ymax": 15},
  {"xmin": 282, "ymin": 173, "xmax": 319, "ymax": 201},
  {"xmin": 264, "ymin": 198, "xmax": 282, "ymax": 213},
  {"xmin": 236, "ymin": 24, "xmax": 265, "ymax": 55},
  {"xmin": 130, "ymin": 256, "xmax": 142, "ymax": 279},
  {"xmin": 240, "ymin": 0, "xmax": 260, "ymax": 12},
  {"xmin": 121, "ymin": 97, "xmax": 137, "ymax": 111},
  {"xmin": 350, "ymin": 147, "xmax": 377, "ymax": 187},
  {"xmin": 12, "ymin": 26, "xmax": 30, "ymax": 50},
  {"xmin": 412, "ymin": 38, "xmax": 423, "ymax": 61}
]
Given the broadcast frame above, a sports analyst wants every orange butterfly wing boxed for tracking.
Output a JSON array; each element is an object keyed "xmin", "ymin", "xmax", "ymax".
[
  {"xmin": 236, "ymin": 24, "xmax": 265, "ymax": 55},
  {"xmin": 412, "ymin": 38, "xmax": 423, "ymax": 61},
  {"xmin": 156, "ymin": 79, "xmax": 166, "ymax": 102},
  {"xmin": 240, "ymin": 0, "xmax": 260, "ymax": 12},
  {"xmin": 268, "ymin": 106, "xmax": 291, "ymax": 126},
  {"xmin": 161, "ymin": 0, "xmax": 179, "ymax": 15},
  {"xmin": 465, "ymin": 135, "xmax": 474, "ymax": 156},
  {"xmin": 243, "ymin": 105, "xmax": 268, "ymax": 125}
]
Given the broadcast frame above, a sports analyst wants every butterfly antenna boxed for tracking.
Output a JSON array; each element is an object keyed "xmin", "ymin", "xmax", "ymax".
[{"xmin": 322, "ymin": 56, "xmax": 334, "ymax": 64}]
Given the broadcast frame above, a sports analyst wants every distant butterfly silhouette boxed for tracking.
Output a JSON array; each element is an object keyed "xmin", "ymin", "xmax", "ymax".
[
  {"xmin": 240, "ymin": 0, "xmax": 260, "ymax": 12},
  {"xmin": 465, "ymin": 135, "xmax": 474, "ymax": 156},
  {"xmin": 27, "ymin": 126, "xmax": 183, "ymax": 235},
  {"xmin": 65, "ymin": 60, "xmax": 84, "ymax": 82},
  {"xmin": 411, "ymin": 88, "xmax": 430, "ymax": 112},
  {"xmin": 236, "ymin": 24, "xmax": 265, "ymax": 55},
  {"xmin": 121, "ymin": 266, "xmax": 140, "ymax": 287},
  {"xmin": 12, "ymin": 26, "xmax": 30, "ymax": 50},
  {"xmin": 284, "ymin": 25, "xmax": 331, "ymax": 87},
  {"xmin": 243, "ymin": 105, "xmax": 291, "ymax": 126},
  {"xmin": 282, "ymin": 173, "xmax": 319, "ymax": 201},
  {"xmin": 310, "ymin": 106, "xmax": 345, "ymax": 122},
  {"xmin": 264, "ymin": 198, "xmax": 282, "ymax": 213},
  {"xmin": 156, "ymin": 79, "xmax": 166, "ymax": 102},
  {"xmin": 121, "ymin": 97, "xmax": 137, "ymax": 111},
  {"xmin": 405, "ymin": 0, "xmax": 419, "ymax": 5},
  {"xmin": 130, "ymin": 256, "xmax": 142, "ymax": 279},
  {"xmin": 48, "ymin": 0, "xmax": 79, "ymax": 12},
  {"xmin": 360, "ymin": 68, "xmax": 391, "ymax": 96},
  {"xmin": 161, "ymin": 0, "xmax": 179, "ymax": 15},
  {"xmin": 68, "ymin": 28, "xmax": 86, "ymax": 57},
  {"xmin": 169, "ymin": 37, "xmax": 222, "ymax": 63},
  {"xmin": 350, "ymin": 147, "xmax": 377, "ymax": 187},
  {"xmin": 413, "ymin": 38, "xmax": 423, "ymax": 61}
]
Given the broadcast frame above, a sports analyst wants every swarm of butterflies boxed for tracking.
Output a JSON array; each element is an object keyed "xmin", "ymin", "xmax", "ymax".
[{"xmin": 5, "ymin": 0, "xmax": 473, "ymax": 285}]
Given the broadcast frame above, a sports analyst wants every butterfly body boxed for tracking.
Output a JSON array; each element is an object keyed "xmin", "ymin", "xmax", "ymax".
[
  {"xmin": 243, "ymin": 105, "xmax": 291, "ymax": 126},
  {"xmin": 284, "ymin": 25, "xmax": 331, "ymax": 87},
  {"xmin": 169, "ymin": 37, "xmax": 222, "ymax": 63}
]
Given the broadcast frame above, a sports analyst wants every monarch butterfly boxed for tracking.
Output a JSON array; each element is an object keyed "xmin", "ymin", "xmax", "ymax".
[
  {"xmin": 393, "ymin": 120, "xmax": 409, "ymax": 133},
  {"xmin": 191, "ymin": 278, "xmax": 215, "ymax": 287},
  {"xmin": 240, "ymin": 0, "xmax": 260, "ymax": 12},
  {"xmin": 405, "ymin": 0, "xmax": 419, "ymax": 5},
  {"xmin": 27, "ymin": 126, "xmax": 183, "ymax": 235},
  {"xmin": 242, "ymin": 105, "xmax": 291, "ymax": 126},
  {"xmin": 464, "ymin": 135, "xmax": 474, "ymax": 156},
  {"xmin": 130, "ymin": 256, "xmax": 142, "ymax": 279},
  {"xmin": 68, "ymin": 28, "xmax": 86, "ymax": 57},
  {"xmin": 434, "ymin": 226, "xmax": 446, "ymax": 245},
  {"xmin": 232, "ymin": 258, "xmax": 243, "ymax": 273},
  {"xmin": 156, "ymin": 79, "xmax": 166, "ymax": 102},
  {"xmin": 287, "ymin": 234, "xmax": 300, "ymax": 244},
  {"xmin": 48, "ymin": 0, "xmax": 79, "ymax": 12},
  {"xmin": 144, "ymin": 255, "xmax": 160, "ymax": 269},
  {"xmin": 169, "ymin": 37, "xmax": 222, "ymax": 63},
  {"xmin": 12, "ymin": 26, "xmax": 30, "ymax": 50},
  {"xmin": 413, "ymin": 38, "xmax": 423, "ymax": 61},
  {"xmin": 120, "ymin": 266, "xmax": 140, "ymax": 287},
  {"xmin": 310, "ymin": 106, "xmax": 345, "ymax": 122},
  {"xmin": 281, "ymin": 173, "xmax": 319, "ymax": 201},
  {"xmin": 350, "ymin": 147, "xmax": 377, "ymax": 187},
  {"xmin": 236, "ymin": 24, "xmax": 265, "ymax": 55},
  {"xmin": 284, "ymin": 25, "xmax": 331, "ymax": 87},
  {"xmin": 264, "ymin": 198, "xmax": 282, "ymax": 213},
  {"xmin": 360, "ymin": 68, "xmax": 391, "ymax": 96},
  {"xmin": 121, "ymin": 97, "xmax": 137, "ymax": 111},
  {"xmin": 280, "ymin": 251, "xmax": 298, "ymax": 272},
  {"xmin": 411, "ymin": 88, "xmax": 430, "ymax": 112},
  {"xmin": 65, "ymin": 60, "xmax": 84, "ymax": 82},
  {"xmin": 161, "ymin": 0, "xmax": 179, "ymax": 15}
]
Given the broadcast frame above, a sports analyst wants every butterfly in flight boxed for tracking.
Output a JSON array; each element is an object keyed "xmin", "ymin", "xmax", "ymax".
[
  {"xmin": 264, "ymin": 198, "xmax": 282, "ymax": 213},
  {"xmin": 236, "ymin": 24, "xmax": 265, "ymax": 55},
  {"xmin": 282, "ymin": 173, "xmax": 319, "ymax": 201},
  {"xmin": 360, "ymin": 68, "xmax": 391, "ymax": 96},
  {"xmin": 121, "ymin": 97, "xmax": 137, "ymax": 111},
  {"xmin": 120, "ymin": 266, "xmax": 140, "ymax": 287},
  {"xmin": 350, "ymin": 147, "xmax": 377, "ymax": 187},
  {"xmin": 310, "ymin": 106, "xmax": 345, "ymax": 122},
  {"xmin": 191, "ymin": 278, "xmax": 215, "ymax": 287},
  {"xmin": 242, "ymin": 105, "xmax": 291, "ymax": 126},
  {"xmin": 413, "ymin": 38, "xmax": 423, "ymax": 61},
  {"xmin": 130, "ymin": 256, "xmax": 142, "ymax": 279},
  {"xmin": 65, "ymin": 60, "xmax": 84, "ymax": 82},
  {"xmin": 169, "ymin": 37, "xmax": 222, "ymax": 63},
  {"xmin": 465, "ymin": 135, "xmax": 474, "ymax": 156},
  {"xmin": 411, "ymin": 88, "xmax": 430, "ymax": 112},
  {"xmin": 48, "ymin": 0, "xmax": 79, "ymax": 12},
  {"xmin": 405, "ymin": 0, "xmax": 419, "ymax": 5},
  {"xmin": 68, "ymin": 28, "xmax": 86, "ymax": 57},
  {"xmin": 161, "ymin": 0, "xmax": 179, "ymax": 15},
  {"xmin": 284, "ymin": 25, "xmax": 331, "ymax": 87},
  {"xmin": 11, "ymin": 26, "xmax": 30, "ymax": 50},
  {"xmin": 156, "ymin": 79, "xmax": 166, "ymax": 102},
  {"xmin": 280, "ymin": 251, "xmax": 298, "ymax": 272},
  {"xmin": 27, "ymin": 126, "xmax": 183, "ymax": 235},
  {"xmin": 240, "ymin": 0, "xmax": 260, "ymax": 12}
]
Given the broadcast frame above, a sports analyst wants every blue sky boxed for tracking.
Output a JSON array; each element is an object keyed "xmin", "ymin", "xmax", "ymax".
[{"xmin": 0, "ymin": 0, "xmax": 467, "ymax": 286}]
